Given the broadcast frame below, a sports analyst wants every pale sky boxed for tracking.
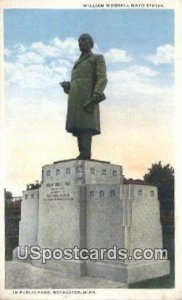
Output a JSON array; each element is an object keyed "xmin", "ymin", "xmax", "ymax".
[{"xmin": 4, "ymin": 9, "xmax": 174, "ymax": 195}]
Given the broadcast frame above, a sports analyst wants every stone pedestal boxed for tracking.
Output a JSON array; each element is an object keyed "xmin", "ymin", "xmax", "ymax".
[{"xmin": 14, "ymin": 159, "xmax": 170, "ymax": 284}]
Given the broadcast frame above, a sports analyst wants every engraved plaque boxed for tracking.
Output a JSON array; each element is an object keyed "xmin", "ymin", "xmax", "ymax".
[{"xmin": 44, "ymin": 182, "xmax": 74, "ymax": 201}]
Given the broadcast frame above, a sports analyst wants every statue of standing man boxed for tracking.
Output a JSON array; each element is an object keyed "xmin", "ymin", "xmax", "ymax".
[{"xmin": 60, "ymin": 34, "xmax": 107, "ymax": 160}]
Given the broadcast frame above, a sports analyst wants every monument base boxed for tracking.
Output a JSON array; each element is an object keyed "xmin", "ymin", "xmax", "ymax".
[
  {"xmin": 14, "ymin": 254, "xmax": 170, "ymax": 285},
  {"xmin": 86, "ymin": 260, "xmax": 170, "ymax": 284},
  {"xmin": 14, "ymin": 159, "xmax": 171, "ymax": 285},
  {"xmin": 32, "ymin": 259, "xmax": 86, "ymax": 277},
  {"xmin": 32, "ymin": 259, "xmax": 170, "ymax": 284}
]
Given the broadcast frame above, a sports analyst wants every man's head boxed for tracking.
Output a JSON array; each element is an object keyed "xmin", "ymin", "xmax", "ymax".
[{"xmin": 78, "ymin": 34, "xmax": 94, "ymax": 54}]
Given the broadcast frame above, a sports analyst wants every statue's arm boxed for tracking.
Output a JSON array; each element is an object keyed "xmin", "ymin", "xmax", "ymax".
[
  {"xmin": 84, "ymin": 56, "xmax": 107, "ymax": 114},
  {"xmin": 94, "ymin": 55, "xmax": 107, "ymax": 95},
  {"xmin": 84, "ymin": 55, "xmax": 107, "ymax": 114}
]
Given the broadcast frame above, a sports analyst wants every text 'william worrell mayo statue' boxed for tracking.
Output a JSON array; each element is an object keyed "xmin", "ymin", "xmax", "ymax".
[{"xmin": 60, "ymin": 33, "xmax": 107, "ymax": 160}]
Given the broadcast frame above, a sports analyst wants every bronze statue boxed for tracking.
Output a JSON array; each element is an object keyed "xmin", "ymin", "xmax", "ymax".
[{"xmin": 60, "ymin": 33, "xmax": 107, "ymax": 159}]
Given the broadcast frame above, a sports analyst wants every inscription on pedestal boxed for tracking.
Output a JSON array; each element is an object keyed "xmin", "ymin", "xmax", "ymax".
[{"xmin": 44, "ymin": 182, "xmax": 74, "ymax": 201}]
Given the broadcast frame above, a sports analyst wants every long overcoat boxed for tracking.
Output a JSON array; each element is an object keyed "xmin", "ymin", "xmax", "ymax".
[{"xmin": 66, "ymin": 52, "xmax": 107, "ymax": 136}]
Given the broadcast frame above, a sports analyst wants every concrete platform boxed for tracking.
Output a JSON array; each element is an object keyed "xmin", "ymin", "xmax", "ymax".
[{"xmin": 5, "ymin": 261, "xmax": 127, "ymax": 289}]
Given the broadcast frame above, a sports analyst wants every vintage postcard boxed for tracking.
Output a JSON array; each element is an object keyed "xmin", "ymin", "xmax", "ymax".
[{"xmin": 0, "ymin": 0, "xmax": 182, "ymax": 299}]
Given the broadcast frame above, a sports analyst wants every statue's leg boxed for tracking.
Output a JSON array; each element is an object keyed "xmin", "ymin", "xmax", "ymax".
[{"xmin": 77, "ymin": 131, "xmax": 92, "ymax": 159}]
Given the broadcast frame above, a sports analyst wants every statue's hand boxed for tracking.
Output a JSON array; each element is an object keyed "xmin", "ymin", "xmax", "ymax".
[
  {"xmin": 59, "ymin": 81, "xmax": 70, "ymax": 94},
  {"xmin": 83, "ymin": 94, "xmax": 100, "ymax": 114},
  {"xmin": 83, "ymin": 100, "xmax": 95, "ymax": 114}
]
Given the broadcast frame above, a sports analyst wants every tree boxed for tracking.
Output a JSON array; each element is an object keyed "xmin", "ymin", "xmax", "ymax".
[
  {"xmin": 4, "ymin": 189, "xmax": 13, "ymax": 201},
  {"xmin": 143, "ymin": 161, "xmax": 174, "ymax": 216}
]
